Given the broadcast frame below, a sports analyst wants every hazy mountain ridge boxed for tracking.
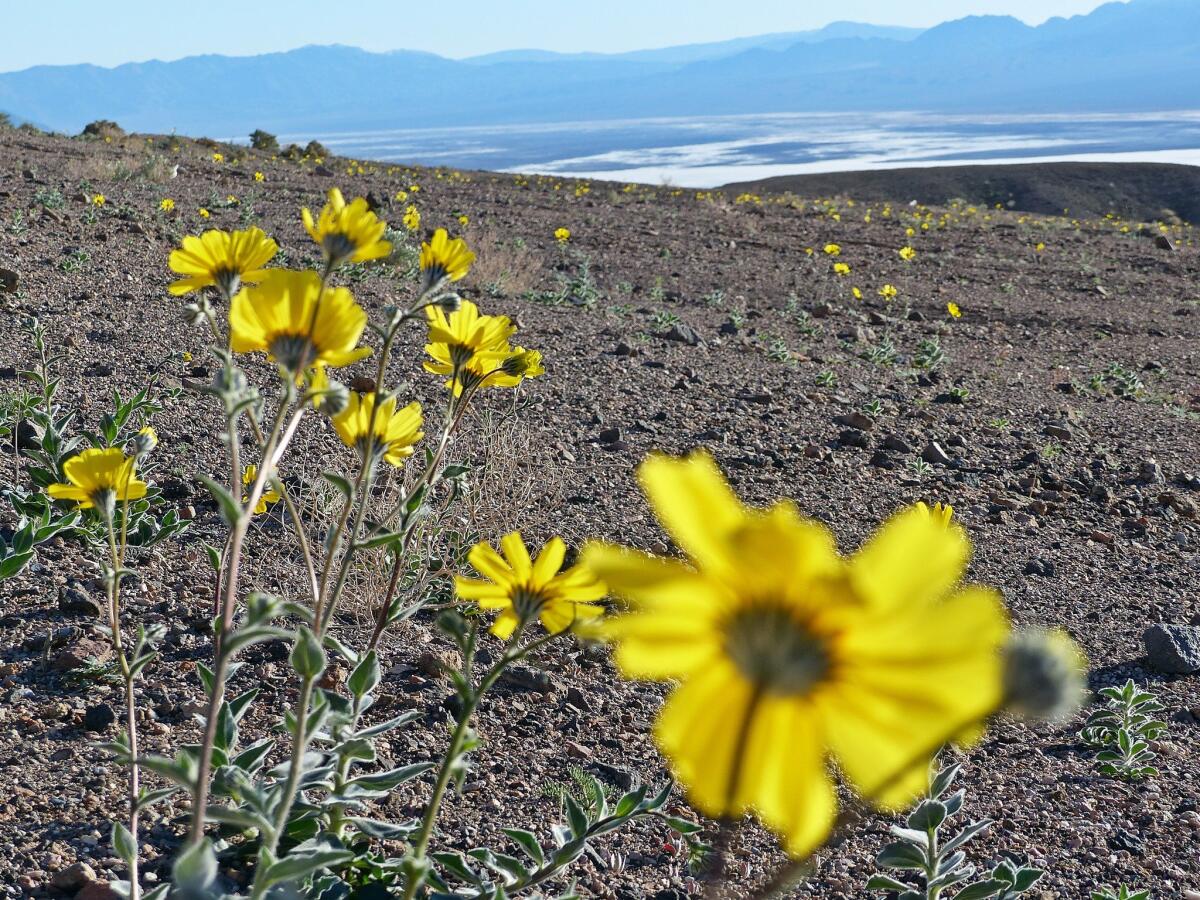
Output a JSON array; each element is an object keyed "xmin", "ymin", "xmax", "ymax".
[{"xmin": 1, "ymin": 0, "xmax": 1196, "ymax": 139}]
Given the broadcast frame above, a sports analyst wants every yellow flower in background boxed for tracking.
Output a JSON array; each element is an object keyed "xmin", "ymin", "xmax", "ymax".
[
  {"xmin": 823, "ymin": 243, "xmax": 841, "ymax": 256},
  {"xmin": 212, "ymin": 152, "xmax": 224, "ymax": 163},
  {"xmin": 583, "ymin": 451, "xmax": 1009, "ymax": 858},
  {"xmin": 833, "ymin": 262, "xmax": 851, "ymax": 276},
  {"xmin": 168, "ymin": 226, "xmax": 279, "ymax": 297},
  {"xmin": 331, "ymin": 392, "xmax": 423, "ymax": 467},
  {"xmin": 159, "ymin": 198, "xmax": 175, "ymax": 212},
  {"xmin": 226, "ymin": 194, "xmax": 238, "ymax": 205},
  {"xmin": 198, "ymin": 208, "xmax": 211, "ymax": 219},
  {"xmin": 456, "ymin": 532, "xmax": 606, "ymax": 639},
  {"xmin": 48, "ymin": 448, "xmax": 148, "ymax": 512},
  {"xmin": 91, "ymin": 194, "xmax": 106, "ymax": 207},
  {"xmin": 878, "ymin": 284, "xmax": 898, "ymax": 300},
  {"xmin": 852, "ymin": 287, "xmax": 863, "ymax": 300},
  {"xmin": 254, "ymin": 171, "xmax": 265, "ymax": 182},
  {"xmin": 394, "ymin": 189, "xmax": 409, "ymax": 203},
  {"xmin": 554, "ymin": 227, "xmax": 571, "ymax": 244},
  {"xmin": 424, "ymin": 299, "xmax": 514, "ymax": 377},
  {"xmin": 419, "ymin": 228, "xmax": 476, "ymax": 291},
  {"xmin": 899, "ymin": 246, "xmax": 917, "ymax": 261},
  {"xmin": 915, "ymin": 500, "xmax": 954, "ymax": 527},
  {"xmin": 230, "ymin": 269, "xmax": 371, "ymax": 372},
  {"xmin": 241, "ymin": 464, "xmax": 281, "ymax": 515},
  {"xmin": 302, "ymin": 188, "xmax": 392, "ymax": 266},
  {"xmin": 906, "ymin": 227, "xmax": 915, "ymax": 237},
  {"xmin": 947, "ymin": 302, "xmax": 962, "ymax": 319},
  {"xmin": 1035, "ymin": 242, "xmax": 1046, "ymax": 253},
  {"xmin": 402, "ymin": 205, "xmax": 421, "ymax": 232}
]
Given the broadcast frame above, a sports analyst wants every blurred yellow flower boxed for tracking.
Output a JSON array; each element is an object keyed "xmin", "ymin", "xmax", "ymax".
[
  {"xmin": 915, "ymin": 501, "xmax": 954, "ymax": 527},
  {"xmin": 947, "ymin": 302, "xmax": 962, "ymax": 319},
  {"xmin": 198, "ymin": 208, "xmax": 211, "ymax": 219},
  {"xmin": 331, "ymin": 392, "xmax": 423, "ymax": 467},
  {"xmin": 254, "ymin": 171, "xmax": 265, "ymax": 182},
  {"xmin": 878, "ymin": 284, "xmax": 898, "ymax": 300},
  {"xmin": 899, "ymin": 246, "xmax": 917, "ymax": 261},
  {"xmin": 91, "ymin": 194, "xmax": 106, "ymax": 207},
  {"xmin": 554, "ymin": 227, "xmax": 571, "ymax": 244},
  {"xmin": 159, "ymin": 198, "xmax": 175, "ymax": 212},
  {"xmin": 168, "ymin": 226, "xmax": 279, "ymax": 297},
  {"xmin": 583, "ymin": 451, "xmax": 1009, "ymax": 857},
  {"xmin": 394, "ymin": 190, "xmax": 408, "ymax": 203},
  {"xmin": 241, "ymin": 464, "xmax": 281, "ymax": 515},
  {"xmin": 1035, "ymin": 242, "xmax": 1046, "ymax": 253},
  {"xmin": 302, "ymin": 188, "xmax": 392, "ymax": 266},
  {"xmin": 403, "ymin": 205, "xmax": 421, "ymax": 232},
  {"xmin": 230, "ymin": 269, "xmax": 371, "ymax": 372},
  {"xmin": 212, "ymin": 152, "xmax": 224, "ymax": 163},
  {"xmin": 419, "ymin": 228, "xmax": 475, "ymax": 291},
  {"xmin": 48, "ymin": 448, "xmax": 147, "ymax": 511},
  {"xmin": 852, "ymin": 287, "xmax": 863, "ymax": 300},
  {"xmin": 456, "ymin": 532, "xmax": 606, "ymax": 638},
  {"xmin": 823, "ymin": 243, "xmax": 841, "ymax": 256},
  {"xmin": 833, "ymin": 262, "xmax": 851, "ymax": 276},
  {"xmin": 458, "ymin": 214, "xmax": 470, "ymax": 227}
]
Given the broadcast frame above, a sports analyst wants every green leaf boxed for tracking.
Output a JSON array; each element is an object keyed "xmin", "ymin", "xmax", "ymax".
[
  {"xmin": 906, "ymin": 799, "xmax": 947, "ymax": 831},
  {"xmin": 876, "ymin": 841, "xmax": 927, "ymax": 870},
  {"xmin": 261, "ymin": 847, "xmax": 356, "ymax": 887},
  {"xmin": 866, "ymin": 874, "xmax": 910, "ymax": 892},
  {"xmin": 172, "ymin": 839, "xmax": 218, "ymax": 897},
  {"xmin": 563, "ymin": 793, "xmax": 589, "ymax": 839},
  {"xmin": 502, "ymin": 828, "xmax": 545, "ymax": 867},
  {"xmin": 345, "ymin": 762, "xmax": 435, "ymax": 793},
  {"xmin": 954, "ymin": 880, "xmax": 1006, "ymax": 900},
  {"xmin": 111, "ymin": 821, "xmax": 136, "ymax": 867},
  {"xmin": 664, "ymin": 816, "xmax": 702, "ymax": 835},
  {"xmin": 197, "ymin": 474, "xmax": 243, "ymax": 526},
  {"xmin": 348, "ymin": 649, "xmax": 380, "ymax": 699},
  {"xmin": 290, "ymin": 626, "xmax": 327, "ymax": 679},
  {"xmin": 322, "ymin": 470, "xmax": 354, "ymax": 499}
]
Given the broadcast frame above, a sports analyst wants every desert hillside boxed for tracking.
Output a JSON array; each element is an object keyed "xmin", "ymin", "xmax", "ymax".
[{"xmin": 1, "ymin": 125, "xmax": 1199, "ymax": 898}]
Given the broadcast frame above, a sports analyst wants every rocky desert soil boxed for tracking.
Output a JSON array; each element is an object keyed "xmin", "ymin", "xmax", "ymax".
[{"xmin": 1, "ymin": 126, "xmax": 1198, "ymax": 899}]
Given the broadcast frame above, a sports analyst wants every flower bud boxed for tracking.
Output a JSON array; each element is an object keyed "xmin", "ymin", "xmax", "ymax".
[
  {"xmin": 319, "ymin": 380, "xmax": 350, "ymax": 416},
  {"xmin": 1003, "ymin": 628, "xmax": 1087, "ymax": 723},
  {"xmin": 501, "ymin": 349, "xmax": 539, "ymax": 377},
  {"xmin": 133, "ymin": 427, "xmax": 158, "ymax": 456},
  {"xmin": 437, "ymin": 293, "xmax": 462, "ymax": 314}
]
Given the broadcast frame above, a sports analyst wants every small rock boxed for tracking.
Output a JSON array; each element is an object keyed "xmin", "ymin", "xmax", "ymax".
[
  {"xmin": 1090, "ymin": 529, "xmax": 1115, "ymax": 546},
  {"xmin": 565, "ymin": 740, "xmax": 592, "ymax": 759},
  {"xmin": 1143, "ymin": 624, "xmax": 1200, "ymax": 674},
  {"xmin": 58, "ymin": 580, "xmax": 103, "ymax": 617},
  {"xmin": 76, "ymin": 882, "xmax": 123, "ymax": 900},
  {"xmin": 883, "ymin": 433, "xmax": 913, "ymax": 454},
  {"xmin": 564, "ymin": 686, "xmax": 592, "ymax": 712},
  {"xmin": 84, "ymin": 703, "xmax": 117, "ymax": 732},
  {"xmin": 1024, "ymin": 557, "xmax": 1056, "ymax": 577},
  {"xmin": 922, "ymin": 441, "xmax": 951, "ymax": 465},
  {"xmin": 1043, "ymin": 424, "xmax": 1073, "ymax": 441},
  {"xmin": 0, "ymin": 267, "xmax": 17, "ymax": 293},
  {"xmin": 835, "ymin": 412, "xmax": 875, "ymax": 431},
  {"xmin": 51, "ymin": 862, "xmax": 96, "ymax": 892},
  {"xmin": 598, "ymin": 427, "xmax": 622, "ymax": 444},
  {"xmin": 499, "ymin": 665, "xmax": 555, "ymax": 693},
  {"xmin": 1136, "ymin": 459, "xmax": 1165, "ymax": 484},
  {"xmin": 51, "ymin": 638, "xmax": 112, "ymax": 671},
  {"xmin": 662, "ymin": 323, "xmax": 702, "ymax": 346}
]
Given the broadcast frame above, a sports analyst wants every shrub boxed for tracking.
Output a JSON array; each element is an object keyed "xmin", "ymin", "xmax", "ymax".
[
  {"xmin": 81, "ymin": 118, "xmax": 124, "ymax": 138},
  {"xmin": 305, "ymin": 138, "xmax": 329, "ymax": 158},
  {"xmin": 249, "ymin": 128, "xmax": 279, "ymax": 152}
]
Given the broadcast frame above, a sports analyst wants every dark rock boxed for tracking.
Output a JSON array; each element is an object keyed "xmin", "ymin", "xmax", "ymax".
[
  {"xmin": 870, "ymin": 450, "xmax": 896, "ymax": 469},
  {"xmin": 84, "ymin": 703, "xmax": 117, "ymax": 732},
  {"xmin": 499, "ymin": 665, "xmax": 556, "ymax": 693},
  {"xmin": 1023, "ymin": 558, "xmax": 1056, "ymax": 578},
  {"xmin": 591, "ymin": 761, "xmax": 636, "ymax": 790},
  {"xmin": 922, "ymin": 441, "xmax": 952, "ymax": 465},
  {"xmin": 598, "ymin": 427, "xmax": 622, "ymax": 444},
  {"xmin": 838, "ymin": 429, "xmax": 870, "ymax": 449},
  {"xmin": 1043, "ymin": 424, "xmax": 1073, "ymax": 441},
  {"xmin": 0, "ymin": 267, "xmax": 17, "ymax": 293},
  {"xmin": 662, "ymin": 322, "xmax": 702, "ymax": 346},
  {"xmin": 1143, "ymin": 624, "xmax": 1200, "ymax": 674},
  {"xmin": 883, "ymin": 433, "xmax": 913, "ymax": 454},
  {"xmin": 58, "ymin": 580, "xmax": 103, "ymax": 617},
  {"xmin": 834, "ymin": 412, "xmax": 875, "ymax": 431},
  {"xmin": 16, "ymin": 419, "xmax": 42, "ymax": 450},
  {"xmin": 565, "ymin": 685, "xmax": 592, "ymax": 712}
]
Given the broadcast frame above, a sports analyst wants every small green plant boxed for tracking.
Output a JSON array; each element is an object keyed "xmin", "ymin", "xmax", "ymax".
[
  {"xmin": 815, "ymin": 369, "xmax": 837, "ymax": 388},
  {"xmin": 59, "ymin": 249, "xmax": 91, "ymax": 273},
  {"xmin": 650, "ymin": 308, "xmax": 681, "ymax": 329},
  {"xmin": 34, "ymin": 187, "xmax": 66, "ymax": 209},
  {"xmin": 868, "ymin": 760, "xmax": 1044, "ymax": 899},
  {"xmin": 908, "ymin": 458, "xmax": 934, "ymax": 478},
  {"xmin": 987, "ymin": 417, "xmax": 1011, "ymax": 430},
  {"xmin": 1040, "ymin": 441, "xmax": 1062, "ymax": 461},
  {"xmin": 1080, "ymin": 679, "xmax": 1166, "ymax": 780},
  {"xmin": 702, "ymin": 289, "xmax": 725, "ymax": 307},
  {"xmin": 947, "ymin": 386, "xmax": 970, "ymax": 404},
  {"xmin": 648, "ymin": 275, "xmax": 666, "ymax": 304},
  {"xmin": 865, "ymin": 335, "xmax": 898, "ymax": 366},
  {"xmin": 863, "ymin": 399, "xmax": 884, "ymax": 418},
  {"xmin": 1091, "ymin": 886, "xmax": 1150, "ymax": 900},
  {"xmin": 766, "ymin": 335, "xmax": 795, "ymax": 365},
  {"xmin": 559, "ymin": 253, "xmax": 603, "ymax": 308},
  {"xmin": 9, "ymin": 210, "xmax": 26, "ymax": 235},
  {"xmin": 915, "ymin": 337, "xmax": 947, "ymax": 372},
  {"xmin": 728, "ymin": 309, "xmax": 747, "ymax": 330}
]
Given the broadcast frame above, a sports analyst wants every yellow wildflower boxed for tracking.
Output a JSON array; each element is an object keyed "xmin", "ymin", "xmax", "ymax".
[
  {"xmin": 879, "ymin": 284, "xmax": 898, "ymax": 300},
  {"xmin": 331, "ymin": 392, "xmax": 423, "ymax": 468},
  {"xmin": 198, "ymin": 208, "xmax": 211, "ymax": 219},
  {"xmin": 458, "ymin": 214, "xmax": 470, "ymax": 227},
  {"xmin": 947, "ymin": 302, "xmax": 962, "ymax": 319},
  {"xmin": 301, "ymin": 188, "xmax": 392, "ymax": 266},
  {"xmin": 554, "ymin": 227, "xmax": 571, "ymax": 244},
  {"xmin": 823, "ymin": 243, "xmax": 841, "ymax": 256},
  {"xmin": 91, "ymin": 194, "xmax": 106, "ymax": 207},
  {"xmin": 419, "ymin": 228, "xmax": 475, "ymax": 292},
  {"xmin": 899, "ymin": 246, "xmax": 917, "ymax": 261},
  {"xmin": 241, "ymin": 464, "xmax": 281, "ymax": 515},
  {"xmin": 394, "ymin": 190, "xmax": 408, "ymax": 203},
  {"xmin": 456, "ymin": 532, "xmax": 605, "ymax": 639},
  {"xmin": 168, "ymin": 226, "xmax": 279, "ymax": 297},
  {"xmin": 212, "ymin": 152, "xmax": 224, "ymax": 163},
  {"xmin": 159, "ymin": 198, "xmax": 175, "ymax": 213},
  {"xmin": 229, "ymin": 269, "xmax": 371, "ymax": 372},
  {"xmin": 254, "ymin": 171, "xmax": 265, "ymax": 182},
  {"xmin": 583, "ymin": 452, "xmax": 1009, "ymax": 857},
  {"xmin": 833, "ymin": 262, "xmax": 850, "ymax": 276},
  {"xmin": 915, "ymin": 501, "xmax": 954, "ymax": 527},
  {"xmin": 48, "ymin": 448, "xmax": 147, "ymax": 512},
  {"xmin": 403, "ymin": 205, "xmax": 421, "ymax": 232}
]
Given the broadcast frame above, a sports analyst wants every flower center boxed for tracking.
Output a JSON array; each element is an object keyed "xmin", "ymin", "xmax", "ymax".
[
  {"xmin": 724, "ymin": 606, "xmax": 829, "ymax": 696},
  {"xmin": 269, "ymin": 333, "xmax": 319, "ymax": 372}
]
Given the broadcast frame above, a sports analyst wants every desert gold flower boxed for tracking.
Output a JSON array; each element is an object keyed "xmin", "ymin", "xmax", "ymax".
[
  {"xmin": 419, "ymin": 228, "xmax": 475, "ymax": 292},
  {"xmin": 241, "ymin": 464, "xmax": 280, "ymax": 515},
  {"xmin": 302, "ymin": 188, "xmax": 392, "ymax": 266},
  {"xmin": 458, "ymin": 214, "xmax": 470, "ymax": 226},
  {"xmin": 254, "ymin": 171, "xmax": 265, "ymax": 182},
  {"xmin": 168, "ymin": 226, "xmax": 279, "ymax": 297},
  {"xmin": 456, "ymin": 532, "xmax": 605, "ymax": 639},
  {"xmin": 423, "ymin": 299, "xmax": 515, "ymax": 389},
  {"xmin": 899, "ymin": 246, "xmax": 917, "ymax": 261},
  {"xmin": 554, "ymin": 227, "xmax": 571, "ymax": 244},
  {"xmin": 833, "ymin": 262, "xmax": 850, "ymax": 276},
  {"xmin": 159, "ymin": 198, "xmax": 175, "ymax": 212},
  {"xmin": 583, "ymin": 452, "xmax": 1009, "ymax": 857},
  {"xmin": 947, "ymin": 302, "xmax": 962, "ymax": 319},
  {"xmin": 331, "ymin": 392, "xmax": 423, "ymax": 467},
  {"xmin": 198, "ymin": 208, "xmax": 210, "ymax": 219},
  {"xmin": 403, "ymin": 205, "xmax": 421, "ymax": 232},
  {"xmin": 823, "ymin": 243, "xmax": 841, "ymax": 256},
  {"xmin": 394, "ymin": 189, "xmax": 408, "ymax": 203},
  {"xmin": 48, "ymin": 448, "xmax": 148, "ymax": 512},
  {"xmin": 212, "ymin": 152, "xmax": 224, "ymax": 163},
  {"xmin": 852, "ymin": 287, "xmax": 863, "ymax": 300},
  {"xmin": 879, "ymin": 284, "xmax": 898, "ymax": 300},
  {"xmin": 1035, "ymin": 242, "xmax": 1046, "ymax": 253},
  {"xmin": 915, "ymin": 500, "xmax": 953, "ymax": 527},
  {"xmin": 92, "ymin": 194, "xmax": 106, "ymax": 207},
  {"xmin": 229, "ymin": 269, "xmax": 371, "ymax": 372}
]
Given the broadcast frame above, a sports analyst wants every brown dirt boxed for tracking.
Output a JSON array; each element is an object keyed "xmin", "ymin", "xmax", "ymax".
[{"xmin": 1, "ymin": 127, "xmax": 1199, "ymax": 899}]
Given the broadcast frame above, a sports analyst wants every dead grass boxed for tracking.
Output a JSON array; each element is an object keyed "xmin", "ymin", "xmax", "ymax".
[
  {"xmin": 63, "ymin": 151, "xmax": 176, "ymax": 184},
  {"xmin": 464, "ymin": 226, "xmax": 541, "ymax": 299}
]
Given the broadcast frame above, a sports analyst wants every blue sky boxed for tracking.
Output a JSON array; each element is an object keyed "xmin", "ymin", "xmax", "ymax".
[{"xmin": 2, "ymin": 0, "xmax": 1120, "ymax": 73}]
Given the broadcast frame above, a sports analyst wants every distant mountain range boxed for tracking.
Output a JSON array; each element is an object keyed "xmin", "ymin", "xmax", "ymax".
[{"xmin": 1, "ymin": 0, "xmax": 1197, "ymax": 141}]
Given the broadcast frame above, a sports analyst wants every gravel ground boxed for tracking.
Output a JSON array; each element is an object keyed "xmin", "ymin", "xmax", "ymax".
[{"xmin": 1, "ymin": 127, "xmax": 1198, "ymax": 899}]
